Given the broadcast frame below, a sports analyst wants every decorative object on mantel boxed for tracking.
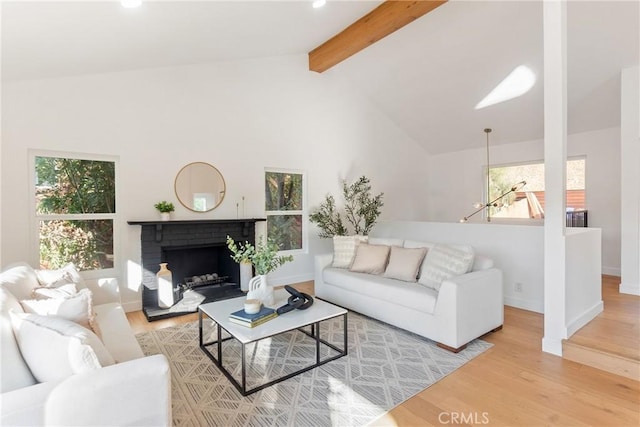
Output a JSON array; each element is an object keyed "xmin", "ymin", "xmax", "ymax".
[
  {"xmin": 309, "ymin": 175, "xmax": 384, "ymax": 238},
  {"xmin": 174, "ymin": 162, "xmax": 226, "ymax": 212},
  {"xmin": 157, "ymin": 263, "xmax": 174, "ymax": 308},
  {"xmin": 227, "ymin": 236, "xmax": 293, "ymax": 305},
  {"xmin": 154, "ymin": 201, "xmax": 175, "ymax": 221},
  {"xmin": 460, "ymin": 129, "xmax": 527, "ymax": 223}
]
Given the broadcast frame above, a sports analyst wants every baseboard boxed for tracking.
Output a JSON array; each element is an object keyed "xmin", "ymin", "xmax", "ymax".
[
  {"xmin": 121, "ymin": 300, "xmax": 142, "ymax": 313},
  {"xmin": 542, "ymin": 336, "xmax": 563, "ymax": 356},
  {"xmin": 602, "ymin": 266, "xmax": 621, "ymax": 276},
  {"xmin": 272, "ymin": 273, "xmax": 314, "ymax": 286},
  {"xmin": 504, "ymin": 295, "xmax": 544, "ymax": 313},
  {"xmin": 566, "ymin": 300, "xmax": 604, "ymax": 337},
  {"xmin": 619, "ymin": 282, "xmax": 640, "ymax": 296}
]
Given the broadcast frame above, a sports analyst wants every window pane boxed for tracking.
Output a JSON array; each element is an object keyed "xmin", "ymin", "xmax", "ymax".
[
  {"xmin": 265, "ymin": 172, "xmax": 302, "ymax": 211},
  {"xmin": 488, "ymin": 159, "xmax": 585, "ymax": 219},
  {"xmin": 35, "ymin": 157, "xmax": 115, "ymax": 214},
  {"xmin": 39, "ymin": 220, "xmax": 114, "ymax": 271},
  {"xmin": 267, "ymin": 215, "xmax": 302, "ymax": 251}
]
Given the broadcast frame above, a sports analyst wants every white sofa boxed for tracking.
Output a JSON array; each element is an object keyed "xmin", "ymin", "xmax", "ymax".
[
  {"xmin": 0, "ymin": 263, "xmax": 172, "ymax": 426},
  {"xmin": 314, "ymin": 238, "xmax": 503, "ymax": 352}
]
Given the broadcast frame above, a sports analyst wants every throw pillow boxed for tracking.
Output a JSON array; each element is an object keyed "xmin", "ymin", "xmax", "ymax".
[
  {"xmin": 20, "ymin": 288, "xmax": 94, "ymax": 330},
  {"xmin": 31, "ymin": 283, "xmax": 78, "ymax": 299},
  {"xmin": 349, "ymin": 243, "xmax": 391, "ymax": 275},
  {"xmin": 10, "ymin": 311, "xmax": 115, "ymax": 383},
  {"xmin": 332, "ymin": 235, "xmax": 368, "ymax": 268},
  {"xmin": 418, "ymin": 244, "xmax": 475, "ymax": 291},
  {"xmin": 35, "ymin": 263, "xmax": 87, "ymax": 290},
  {"xmin": 383, "ymin": 246, "xmax": 427, "ymax": 282}
]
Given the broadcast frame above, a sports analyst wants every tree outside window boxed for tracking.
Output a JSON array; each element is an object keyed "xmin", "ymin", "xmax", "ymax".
[
  {"xmin": 34, "ymin": 155, "xmax": 116, "ymax": 271},
  {"xmin": 488, "ymin": 158, "xmax": 585, "ymax": 219},
  {"xmin": 265, "ymin": 170, "xmax": 304, "ymax": 251}
]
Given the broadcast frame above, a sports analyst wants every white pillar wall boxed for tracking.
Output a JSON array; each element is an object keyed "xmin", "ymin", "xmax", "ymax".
[
  {"xmin": 620, "ymin": 66, "xmax": 640, "ymax": 296},
  {"xmin": 542, "ymin": 0, "xmax": 568, "ymax": 356}
]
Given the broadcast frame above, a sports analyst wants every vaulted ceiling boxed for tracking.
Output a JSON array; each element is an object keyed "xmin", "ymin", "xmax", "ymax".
[{"xmin": 2, "ymin": 1, "xmax": 638, "ymax": 154}]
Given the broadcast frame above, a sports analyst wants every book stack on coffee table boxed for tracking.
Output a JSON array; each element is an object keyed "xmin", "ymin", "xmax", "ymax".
[{"xmin": 229, "ymin": 306, "xmax": 277, "ymax": 328}]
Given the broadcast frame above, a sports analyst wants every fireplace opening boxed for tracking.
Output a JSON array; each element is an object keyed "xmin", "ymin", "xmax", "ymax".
[{"xmin": 161, "ymin": 243, "xmax": 238, "ymax": 289}]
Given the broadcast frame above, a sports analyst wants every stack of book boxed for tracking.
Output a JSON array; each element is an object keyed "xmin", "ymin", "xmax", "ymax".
[{"xmin": 229, "ymin": 306, "xmax": 277, "ymax": 328}]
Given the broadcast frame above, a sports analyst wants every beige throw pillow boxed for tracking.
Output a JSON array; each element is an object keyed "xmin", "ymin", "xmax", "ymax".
[
  {"xmin": 418, "ymin": 244, "xmax": 475, "ymax": 291},
  {"xmin": 383, "ymin": 246, "xmax": 427, "ymax": 282},
  {"xmin": 349, "ymin": 243, "xmax": 391, "ymax": 275},
  {"xmin": 20, "ymin": 288, "xmax": 95, "ymax": 330},
  {"xmin": 332, "ymin": 235, "xmax": 368, "ymax": 268}
]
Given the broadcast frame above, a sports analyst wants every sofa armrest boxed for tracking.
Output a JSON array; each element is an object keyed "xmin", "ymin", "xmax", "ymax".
[
  {"xmin": 434, "ymin": 268, "xmax": 503, "ymax": 349},
  {"xmin": 45, "ymin": 354, "xmax": 172, "ymax": 426},
  {"xmin": 314, "ymin": 253, "xmax": 333, "ymax": 297}
]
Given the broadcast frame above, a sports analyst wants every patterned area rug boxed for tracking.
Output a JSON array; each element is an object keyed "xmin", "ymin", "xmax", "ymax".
[{"xmin": 136, "ymin": 312, "xmax": 492, "ymax": 426}]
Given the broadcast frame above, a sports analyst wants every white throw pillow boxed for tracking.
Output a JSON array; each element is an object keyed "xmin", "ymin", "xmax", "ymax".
[
  {"xmin": 349, "ymin": 243, "xmax": 391, "ymax": 275},
  {"xmin": 10, "ymin": 312, "xmax": 115, "ymax": 383},
  {"xmin": 31, "ymin": 283, "xmax": 78, "ymax": 299},
  {"xmin": 332, "ymin": 235, "xmax": 368, "ymax": 268},
  {"xmin": 20, "ymin": 288, "xmax": 94, "ymax": 330},
  {"xmin": 418, "ymin": 245, "xmax": 475, "ymax": 291},
  {"xmin": 383, "ymin": 246, "xmax": 427, "ymax": 282},
  {"xmin": 35, "ymin": 263, "xmax": 86, "ymax": 290}
]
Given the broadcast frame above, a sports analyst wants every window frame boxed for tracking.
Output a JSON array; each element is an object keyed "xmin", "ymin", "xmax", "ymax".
[
  {"xmin": 483, "ymin": 156, "xmax": 586, "ymax": 223},
  {"xmin": 29, "ymin": 150, "xmax": 119, "ymax": 279},
  {"xmin": 264, "ymin": 167, "xmax": 307, "ymax": 255}
]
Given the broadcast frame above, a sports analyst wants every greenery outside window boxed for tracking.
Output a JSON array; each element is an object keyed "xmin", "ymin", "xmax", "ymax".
[
  {"xmin": 488, "ymin": 158, "xmax": 585, "ymax": 219},
  {"xmin": 33, "ymin": 152, "xmax": 117, "ymax": 271},
  {"xmin": 265, "ymin": 170, "xmax": 305, "ymax": 252}
]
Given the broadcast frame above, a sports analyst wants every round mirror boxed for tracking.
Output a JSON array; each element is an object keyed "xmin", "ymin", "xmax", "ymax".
[{"xmin": 174, "ymin": 162, "xmax": 226, "ymax": 212}]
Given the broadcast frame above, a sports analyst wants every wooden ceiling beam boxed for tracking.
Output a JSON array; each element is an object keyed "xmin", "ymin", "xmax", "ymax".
[{"xmin": 308, "ymin": 0, "xmax": 448, "ymax": 73}]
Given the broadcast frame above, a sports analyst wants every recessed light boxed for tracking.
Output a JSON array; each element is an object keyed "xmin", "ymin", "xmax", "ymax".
[
  {"xmin": 312, "ymin": 0, "xmax": 327, "ymax": 9},
  {"xmin": 121, "ymin": 0, "xmax": 142, "ymax": 9},
  {"xmin": 475, "ymin": 65, "xmax": 536, "ymax": 109}
]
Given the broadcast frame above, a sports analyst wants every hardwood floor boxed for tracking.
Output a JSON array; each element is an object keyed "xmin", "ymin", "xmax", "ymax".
[{"xmin": 127, "ymin": 279, "xmax": 640, "ymax": 426}]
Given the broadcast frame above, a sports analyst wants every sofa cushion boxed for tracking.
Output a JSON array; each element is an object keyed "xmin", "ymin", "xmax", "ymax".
[
  {"xmin": 31, "ymin": 283, "xmax": 78, "ymax": 299},
  {"xmin": 418, "ymin": 244, "xmax": 475, "ymax": 291},
  {"xmin": 349, "ymin": 243, "xmax": 390, "ymax": 275},
  {"xmin": 323, "ymin": 267, "xmax": 438, "ymax": 314},
  {"xmin": 20, "ymin": 288, "xmax": 95, "ymax": 330},
  {"xmin": 93, "ymin": 303, "xmax": 145, "ymax": 362},
  {"xmin": 0, "ymin": 263, "xmax": 40, "ymax": 301},
  {"xmin": 0, "ymin": 285, "xmax": 36, "ymax": 393},
  {"xmin": 383, "ymin": 246, "xmax": 427, "ymax": 282},
  {"xmin": 10, "ymin": 312, "xmax": 115, "ymax": 383},
  {"xmin": 332, "ymin": 235, "xmax": 368, "ymax": 268}
]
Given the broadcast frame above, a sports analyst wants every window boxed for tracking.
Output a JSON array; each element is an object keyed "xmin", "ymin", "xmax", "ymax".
[
  {"xmin": 488, "ymin": 158, "xmax": 585, "ymax": 219},
  {"xmin": 265, "ymin": 170, "xmax": 305, "ymax": 252},
  {"xmin": 33, "ymin": 153, "xmax": 117, "ymax": 271}
]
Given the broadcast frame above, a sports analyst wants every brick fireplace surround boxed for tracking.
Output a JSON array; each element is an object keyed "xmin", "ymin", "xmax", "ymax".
[{"xmin": 128, "ymin": 219, "xmax": 265, "ymax": 321}]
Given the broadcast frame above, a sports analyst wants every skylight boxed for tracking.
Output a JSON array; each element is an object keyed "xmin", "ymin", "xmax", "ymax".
[{"xmin": 475, "ymin": 65, "xmax": 536, "ymax": 109}]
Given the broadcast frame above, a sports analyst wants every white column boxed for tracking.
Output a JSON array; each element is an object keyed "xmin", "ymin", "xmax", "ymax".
[
  {"xmin": 542, "ymin": 0, "xmax": 568, "ymax": 356},
  {"xmin": 620, "ymin": 66, "xmax": 640, "ymax": 296}
]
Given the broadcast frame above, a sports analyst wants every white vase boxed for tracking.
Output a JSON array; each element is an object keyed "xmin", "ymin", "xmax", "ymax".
[
  {"xmin": 160, "ymin": 212, "xmax": 171, "ymax": 221},
  {"xmin": 239, "ymin": 261, "xmax": 253, "ymax": 292},
  {"xmin": 246, "ymin": 275, "xmax": 274, "ymax": 306},
  {"xmin": 157, "ymin": 263, "xmax": 174, "ymax": 308}
]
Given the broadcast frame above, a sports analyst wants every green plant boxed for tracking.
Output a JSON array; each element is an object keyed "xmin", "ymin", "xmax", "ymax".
[
  {"xmin": 227, "ymin": 236, "xmax": 293, "ymax": 275},
  {"xmin": 309, "ymin": 176, "xmax": 384, "ymax": 238},
  {"xmin": 154, "ymin": 201, "xmax": 175, "ymax": 213}
]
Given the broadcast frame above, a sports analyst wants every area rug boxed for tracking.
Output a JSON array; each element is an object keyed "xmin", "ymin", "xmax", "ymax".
[{"xmin": 136, "ymin": 312, "xmax": 492, "ymax": 426}]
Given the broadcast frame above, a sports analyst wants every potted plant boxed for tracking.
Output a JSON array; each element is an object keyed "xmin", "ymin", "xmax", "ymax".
[
  {"xmin": 226, "ymin": 237, "xmax": 256, "ymax": 291},
  {"xmin": 154, "ymin": 201, "xmax": 175, "ymax": 221},
  {"xmin": 227, "ymin": 236, "xmax": 293, "ymax": 302}
]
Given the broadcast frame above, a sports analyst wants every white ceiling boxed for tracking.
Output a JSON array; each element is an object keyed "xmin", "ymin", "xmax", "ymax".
[{"xmin": 2, "ymin": 0, "xmax": 638, "ymax": 154}]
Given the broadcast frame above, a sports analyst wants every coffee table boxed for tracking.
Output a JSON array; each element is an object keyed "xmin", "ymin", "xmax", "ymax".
[{"xmin": 198, "ymin": 290, "xmax": 348, "ymax": 396}]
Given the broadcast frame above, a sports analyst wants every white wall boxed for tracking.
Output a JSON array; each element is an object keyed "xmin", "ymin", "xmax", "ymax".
[
  {"xmin": 620, "ymin": 66, "xmax": 640, "ymax": 295},
  {"xmin": 1, "ymin": 55, "xmax": 430, "ymax": 310},
  {"xmin": 426, "ymin": 127, "xmax": 622, "ymax": 276}
]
